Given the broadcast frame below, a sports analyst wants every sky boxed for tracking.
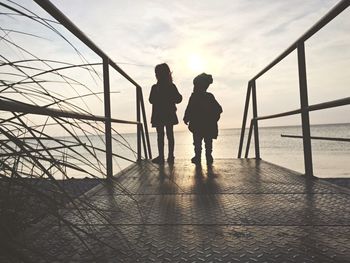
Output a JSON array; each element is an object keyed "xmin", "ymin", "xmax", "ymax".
[{"xmin": 1, "ymin": 0, "xmax": 349, "ymax": 133}]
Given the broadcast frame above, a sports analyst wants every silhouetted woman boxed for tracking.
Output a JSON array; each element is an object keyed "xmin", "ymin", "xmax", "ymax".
[
  {"xmin": 149, "ymin": 63, "xmax": 182, "ymax": 164},
  {"xmin": 184, "ymin": 73, "xmax": 222, "ymax": 165}
]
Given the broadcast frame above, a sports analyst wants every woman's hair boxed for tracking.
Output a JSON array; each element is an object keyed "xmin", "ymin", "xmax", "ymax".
[{"xmin": 155, "ymin": 63, "xmax": 173, "ymax": 84}]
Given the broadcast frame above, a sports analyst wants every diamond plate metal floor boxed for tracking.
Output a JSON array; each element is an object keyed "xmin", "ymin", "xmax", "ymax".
[{"xmin": 18, "ymin": 159, "xmax": 350, "ymax": 262}]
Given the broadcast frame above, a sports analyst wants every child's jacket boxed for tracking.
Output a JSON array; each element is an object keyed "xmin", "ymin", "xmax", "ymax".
[
  {"xmin": 184, "ymin": 91, "xmax": 222, "ymax": 139},
  {"xmin": 149, "ymin": 83, "xmax": 182, "ymax": 127}
]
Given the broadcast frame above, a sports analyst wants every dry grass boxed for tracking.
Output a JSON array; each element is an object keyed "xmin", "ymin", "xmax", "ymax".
[{"xmin": 0, "ymin": 1, "xmax": 145, "ymax": 260}]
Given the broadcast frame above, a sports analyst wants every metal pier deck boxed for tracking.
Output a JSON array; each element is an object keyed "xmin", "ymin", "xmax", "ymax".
[{"xmin": 21, "ymin": 159, "xmax": 350, "ymax": 262}]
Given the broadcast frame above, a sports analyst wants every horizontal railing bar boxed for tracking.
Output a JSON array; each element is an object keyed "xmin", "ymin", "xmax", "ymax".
[
  {"xmin": 0, "ymin": 137, "xmax": 74, "ymax": 143},
  {"xmin": 85, "ymin": 145, "xmax": 136, "ymax": 163},
  {"xmin": 255, "ymin": 97, "xmax": 349, "ymax": 121},
  {"xmin": 281, "ymin": 134, "xmax": 350, "ymax": 142},
  {"xmin": 0, "ymin": 99, "xmax": 140, "ymax": 125},
  {"xmin": 0, "ymin": 136, "xmax": 137, "ymax": 163},
  {"xmin": 251, "ymin": 0, "xmax": 349, "ymax": 81},
  {"xmin": 33, "ymin": 0, "xmax": 142, "ymax": 89},
  {"xmin": 308, "ymin": 97, "xmax": 350, "ymax": 111},
  {"xmin": 256, "ymin": 109, "xmax": 301, "ymax": 121},
  {"xmin": 0, "ymin": 143, "xmax": 82, "ymax": 157}
]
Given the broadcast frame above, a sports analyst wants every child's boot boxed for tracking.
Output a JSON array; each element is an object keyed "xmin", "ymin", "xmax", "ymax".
[
  {"xmin": 205, "ymin": 140, "xmax": 213, "ymax": 165},
  {"xmin": 206, "ymin": 153, "xmax": 213, "ymax": 165},
  {"xmin": 152, "ymin": 156, "xmax": 164, "ymax": 164},
  {"xmin": 191, "ymin": 154, "xmax": 201, "ymax": 164},
  {"xmin": 152, "ymin": 141, "xmax": 165, "ymax": 164},
  {"xmin": 191, "ymin": 148, "xmax": 201, "ymax": 164}
]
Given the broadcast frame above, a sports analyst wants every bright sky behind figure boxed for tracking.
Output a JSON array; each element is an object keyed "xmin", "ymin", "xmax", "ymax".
[{"xmin": 3, "ymin": 0, "xmax": 350, "ymax": 133}]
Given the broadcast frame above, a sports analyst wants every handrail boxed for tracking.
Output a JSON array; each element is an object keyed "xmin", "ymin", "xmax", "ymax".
[
  {"xmin": 0, "ymin": 98, "xmax": 140, "ymax": 125},
  {"xmin": 308, "ymin": 97, "xmax": 350, "ymax": 111},
  {"xmin": 256, "ymin": 109, "xmax": 301, "ymax": 121},
  {"xmin": 251, "ymin": 0, "xmax": 349, "ymax": 81},
  {"xmin": 255, "ymin": 97, "xmax": 350, "ymax": 121},
  {"xmin": 238, "ymin": 0, "xmax": 350, "ymax": 177}
]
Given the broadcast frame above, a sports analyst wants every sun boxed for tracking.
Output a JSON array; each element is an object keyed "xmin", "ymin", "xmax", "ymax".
[{"xmin": 187, "ymin": 54, "xmax": 205, "ymax": 73}]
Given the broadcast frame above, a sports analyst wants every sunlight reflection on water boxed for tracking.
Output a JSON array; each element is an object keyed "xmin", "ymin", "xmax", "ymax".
[{"xmin": 61, "ymin": 123, "xmax": 350, "ymax": 178}]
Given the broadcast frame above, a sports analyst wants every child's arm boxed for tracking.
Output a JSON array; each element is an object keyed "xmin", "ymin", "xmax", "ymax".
[
  {"xmin": 183, "ymin": 96, "xmax": 193, "ymax": 125},
  {"xmin": 172, "ymin": 84, "xmax": 182, "ymax": 104},
  {"xmin": 210, "ymin": 94, "xmax": 223, "ymax": 121},
  {"xmin": 149, "ymin": 85, "xmax": 157, "ymax": 104}
]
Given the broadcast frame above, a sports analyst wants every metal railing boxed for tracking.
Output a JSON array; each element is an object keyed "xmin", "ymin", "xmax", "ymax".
[
  {"xmin": 0, "ymin": 0, "xmax": 152, "ymax": 178},
  {"xmin": 237, "ymin": 0, "xmax": 350, "ymax": 176}
]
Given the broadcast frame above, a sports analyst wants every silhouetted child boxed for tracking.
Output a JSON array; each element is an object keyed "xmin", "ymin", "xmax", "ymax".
[
  {"xmin": 184, "ymin": 73, "xmax": 222, "ymax": 165},
  {"xmin": 149, "ymin": 63, "xmax": 182, "ymax": 164}
]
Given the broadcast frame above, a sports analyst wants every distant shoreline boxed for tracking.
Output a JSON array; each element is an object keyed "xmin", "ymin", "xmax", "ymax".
[
  {"xmin": 114, "ymin": 122, "xmax": 350, "ymax": 136},
  {"xmin": 147, "ymin": 122, "xmax": 350, "ymax": 135}
]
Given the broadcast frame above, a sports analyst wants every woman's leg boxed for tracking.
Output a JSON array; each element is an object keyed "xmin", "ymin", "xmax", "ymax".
[
  {"xmin": 165, "ymin": 125, "xmax": 174, "ymax": 159},
  {"xmin": 156, "ymin": 126, "xmax": 165, "ymax": 159}
]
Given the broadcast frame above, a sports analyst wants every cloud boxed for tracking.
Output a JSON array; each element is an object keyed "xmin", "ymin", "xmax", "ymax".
[{"xmin": 5, "ymin": 0, "xmax": 349, "ymax": 131}]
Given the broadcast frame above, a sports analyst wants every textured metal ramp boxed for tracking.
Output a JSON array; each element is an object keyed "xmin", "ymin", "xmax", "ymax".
[{"xmin": 19, "ymin": 159, "xmax": 350, "ymax": 262}]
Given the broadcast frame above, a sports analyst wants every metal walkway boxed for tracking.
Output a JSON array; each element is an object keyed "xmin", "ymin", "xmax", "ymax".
[{"xmin": 21, "ymin": 159, "xmax": 350, "ymax": 262}]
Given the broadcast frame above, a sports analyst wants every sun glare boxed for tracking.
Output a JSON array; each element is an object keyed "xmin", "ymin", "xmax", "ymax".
[{"xmin": 188, "ymin": 54, "xmax": 205, "ymax": 73}]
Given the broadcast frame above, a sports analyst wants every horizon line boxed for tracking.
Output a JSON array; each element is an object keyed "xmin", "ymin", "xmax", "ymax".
[{"xmin": 120, "ymin": 121, "xmax": 350, "ymax": 135}]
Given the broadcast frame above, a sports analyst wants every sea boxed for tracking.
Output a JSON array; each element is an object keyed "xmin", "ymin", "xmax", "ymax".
[
  {"xmin": 111, "ymin": 123, "xmax": 350, "ymax": 178},
  {"xmin": 15, "ymin": 123, "xmax": 348, "ymax": 179}
]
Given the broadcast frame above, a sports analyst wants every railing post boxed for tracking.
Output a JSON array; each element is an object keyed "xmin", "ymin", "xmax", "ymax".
[
  {"xmin": 103, "ymin": 58, "xmax": 113, "ymax": 178},
  {"xmin": 297, "ymin": 42, "xmax": 313, "ymax": 176},
  {"xmin": 237, "ymin": 83, "xmax": 252, "ymax": 158},
  {"xmin": 138, "ymin": 87, "xmax": 152, "ymax": 159},
  {"xmin": 245, "ymin": 119, "xmax": 254, "ymax": 158},
  {"xmin": 251, "ymin": 80, "xmax": 261, "ymax": 159},
  {"xmin": 136, "ymin": 86, "xmax": 141, "ymax": 161},
  {"xmin": 140, "ymin": 124, "xmax": 148, "ymax": 159}
]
